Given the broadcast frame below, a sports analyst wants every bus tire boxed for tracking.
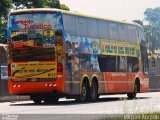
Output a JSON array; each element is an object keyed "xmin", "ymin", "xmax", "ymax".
[
  {"xmin": 44, "ymin": 96, "xmax": 59, "ymax": 104},
  {"xmin": 30, "ymin": 95, "xmax": 42, "ymax": 104},
  {"xmin": 127, "ymin": 81, "xmax": 139, "ymax": 99},
  {"xmin": 77, "ymin": 79, "xmax": 89, "ymax": 102},
  {"xmin": 90, "ymin": 79, "xmax": 98, "ymax": 101},
  {"xmin": 33, "ymin": 99, "xmax": 42, "ymax": 104}
]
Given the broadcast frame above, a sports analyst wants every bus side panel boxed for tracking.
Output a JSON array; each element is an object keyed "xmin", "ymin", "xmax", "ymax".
[
  {"xmin": 139, "ymin": 72, "xmax": 149, "ymax": 92},
  {"xmin": 128, "ymin": 73, "xmax": 135, "ymax": 92},
  {"xmin": 64, "ymin": 70, "xmax": 72, "ymax": 94},
  {"xmin": 103, "ymin": 72, "xmax": 129, "ymax": 93},
  {"xmin": 97, "ymin": 72, "xmax": 106, "ymax": 94},
  {"xmin": 64, "ymin": 70, "xmax": 81, "ymax": 95},
  {"xmin": 63, "ymin": 53, "xmax": 81, "ymax": 95}
]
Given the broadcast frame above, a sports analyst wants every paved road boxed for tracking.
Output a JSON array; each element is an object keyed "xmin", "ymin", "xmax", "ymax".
[{"xmin": 0, "ymin": 92, "xmax": 160, "ymax": 120}]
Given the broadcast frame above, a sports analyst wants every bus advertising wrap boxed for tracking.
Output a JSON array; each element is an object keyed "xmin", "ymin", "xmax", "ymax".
[{"xmin": 11, "ymin": 62, "xmax": 57, "ymax": 79}]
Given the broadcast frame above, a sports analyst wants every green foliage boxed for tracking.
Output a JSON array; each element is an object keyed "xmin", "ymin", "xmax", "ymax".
[
  {"xmin": 144, "ymin": 25, "xmax": 160, "ymax": 51},
  {"xmin": 12, "ymin": 0, "xmax": 61, "ymax": 9},
  {"xmin": 12, "ymin": 0, "xmax": 70, "ymax": 10},
  {"xmin": 0, "ymin": 21, "xmax": 7, "ymax": 44},
  {"xmin": 144, "ymin": 7, "xmax": 160, "ymax": 51},
  {"xmin": 0, "ymin": 0, "xmax": 12, "ymax": 43},
  {"xmin": 0, "ymin": 0, "xmax": 12, "ymax": 17},
  {"xmin": 144, "ymin": 7, "xmax": 160, "ymax": 25},
  {"xmin": 60, "ymin": 4, "xmax": 70, "ymax": 11}
]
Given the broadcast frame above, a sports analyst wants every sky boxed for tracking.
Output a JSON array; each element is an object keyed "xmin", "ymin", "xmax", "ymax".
[{"xmin": 60, "ymin": 0, "xmax": 160, "ymax": 23}]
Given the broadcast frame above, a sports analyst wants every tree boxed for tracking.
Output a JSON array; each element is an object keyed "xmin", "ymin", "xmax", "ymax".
[
  {"xmin": 60, "ymin": 4, "xmax": 70, "ymax": 11},
  {"xmin": 12, "ymin": 0, "xmax": 61, "ymax": 9},
  {"xmin": 12, "ymin": 0, "xmax": 70, "ymax": 10},
  {"xmin": 144, "ymin": 7, "xmax": 160, "ymax": 51},
  {"xmin": 0, "ymin": 0, "xmax": 12, "ymax": 18},
  {"xmin": 0, "ymin": 0, "xmax": 12, "ymax": 43},
  {"xmin": 144, "ymin": 25, "xmax": 160, "ymax": 51},
  {"xmin": 0, "ymin": 22, "xmax": 7, "ymax": 43},
  {"xmin": 144, "ymin": 7, "xmax": 160, "ymax": 25}
]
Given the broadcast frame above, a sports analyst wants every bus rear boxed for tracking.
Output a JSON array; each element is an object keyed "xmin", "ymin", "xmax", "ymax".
[{"xmin": 7, "ymin": 9, "xmax": 64, "ymax": 103}]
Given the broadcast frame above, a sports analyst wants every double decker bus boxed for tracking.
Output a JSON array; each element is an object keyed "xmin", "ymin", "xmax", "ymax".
[{"xmin": 7, "ymin": 8, "xmax": 149, "ymax": 103}]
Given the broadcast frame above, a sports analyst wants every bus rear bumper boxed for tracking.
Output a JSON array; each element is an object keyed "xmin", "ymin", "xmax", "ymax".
[{"xmin": 8, "ymin": 80, "xmax": 64, "ymax": 95}]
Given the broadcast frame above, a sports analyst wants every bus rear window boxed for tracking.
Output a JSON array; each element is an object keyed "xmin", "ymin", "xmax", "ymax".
[
  {"xmin": 12, "ymin": 47, "xmax": 55, "ymax": 62},
  {"xmin": 8, "ymin": 12, "xmax": 63, "ymax": 62}
]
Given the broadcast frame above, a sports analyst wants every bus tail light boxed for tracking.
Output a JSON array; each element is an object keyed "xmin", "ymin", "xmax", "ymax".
[
  {"xmin": 57, "ymin": 63, "xmax": 63, "ymax": 74},
  {"xmin": 8, "ymin": 64, "xmax": 11, "ymax": 76}
]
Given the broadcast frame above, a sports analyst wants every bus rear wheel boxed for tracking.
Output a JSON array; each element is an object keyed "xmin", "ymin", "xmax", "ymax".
[
  {"xmin": 30, "ymin": 95, "xmax": 42, "ymax": 104},
  {"xmin": 44, "ymin": 96, "xmax": 59, "ymax": 104},
  {"xmin": 33, "ymin": 99, "xmax": 42, "ymax": 104},
  {"xmin": 90, "ymin": 80, "xmax": 98, "ymax": 101},
  {"xmin": 127, "ymin": 82, "xmax": 138, "ymax": 99},
  {"xmin": 76, "ymin": 80, "xmax": 89, "ymax": 102}
]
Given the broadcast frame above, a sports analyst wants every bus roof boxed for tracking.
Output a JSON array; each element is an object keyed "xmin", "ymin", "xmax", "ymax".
[{"xmin": 9, "ymin": 8, "xmax": 143, "ymax": 29}]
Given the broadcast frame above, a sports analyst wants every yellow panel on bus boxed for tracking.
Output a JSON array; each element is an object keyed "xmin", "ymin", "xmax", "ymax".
[
  {"xmin": 11, "ymin": 62, "xmax": 57, "ymax": 79},
  {"xmin": 100, "ymin": 39, "xmax": 140, "ymax": 57}
]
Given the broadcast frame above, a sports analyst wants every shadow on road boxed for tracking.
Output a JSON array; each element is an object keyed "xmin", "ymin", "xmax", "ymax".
[{"xmin": 10, "ymin": 96, "xmax": 151, "ymax": 106}]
